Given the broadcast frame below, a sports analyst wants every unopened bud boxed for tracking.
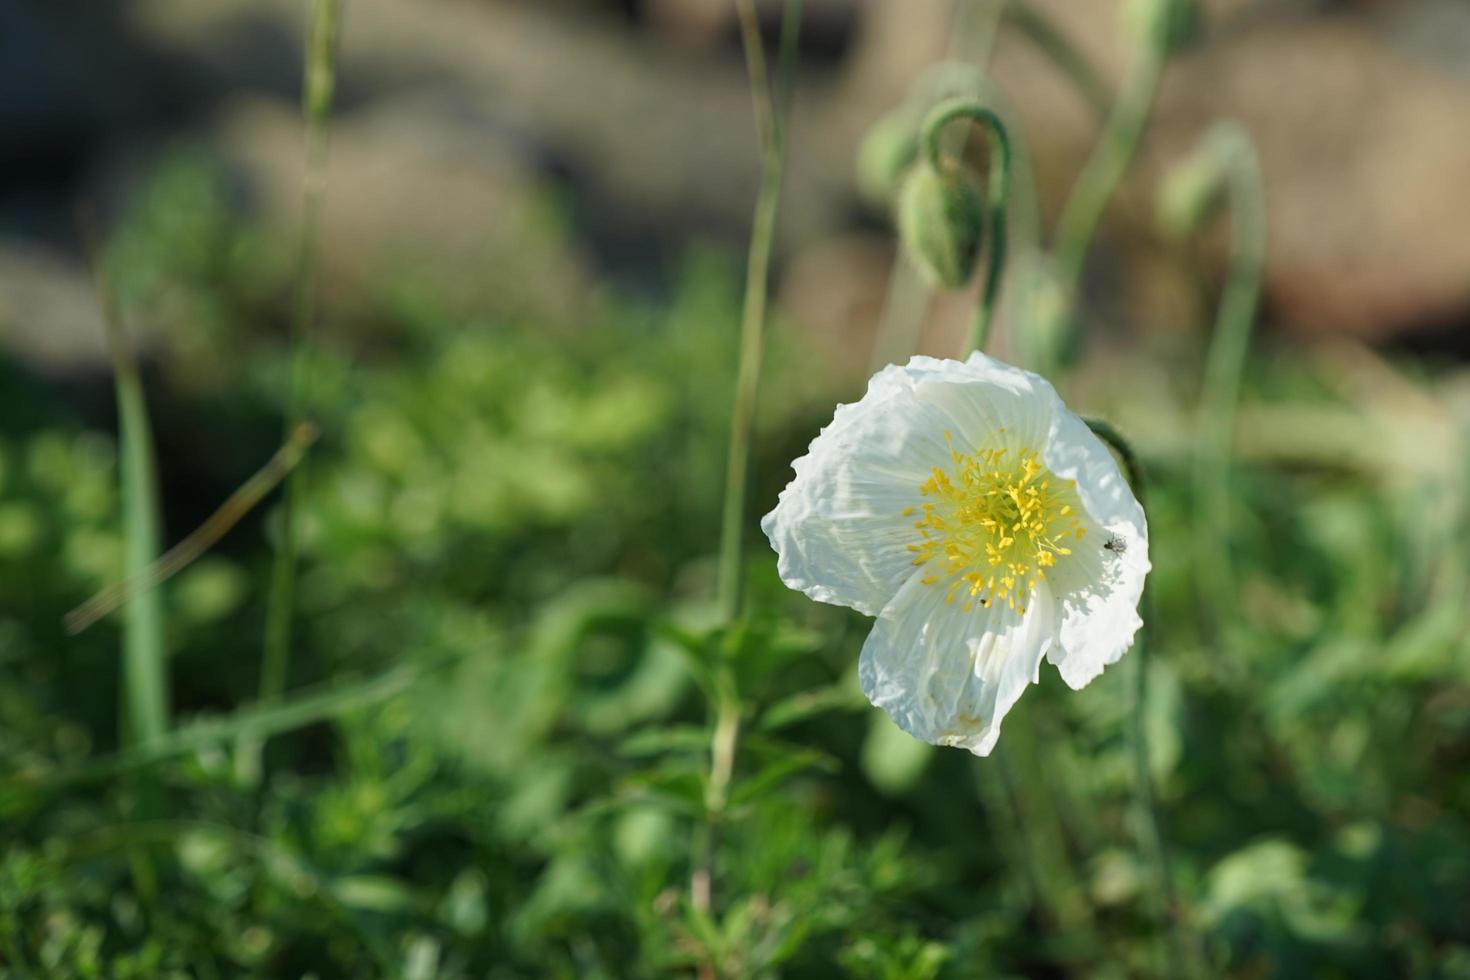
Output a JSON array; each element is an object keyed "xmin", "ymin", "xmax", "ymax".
[
  {"xmin": 855, "ymin": 110, "xmax": 920, "ymax": 207},
  {"xmin": 1156, "ymin": 123, "xmax": 1251, "ymax": 240},
  {"xmin": 1156, "ymin": 154, "xmax": 1226, "ymax": 241},
  {"xmin": 897, "ymin": 164, "xmax": 987, "ymax": 289}
]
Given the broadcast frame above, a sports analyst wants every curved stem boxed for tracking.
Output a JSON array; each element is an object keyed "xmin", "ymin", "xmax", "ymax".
[
  {"xmin": 1003, "ymin": 1, "xmax": 1114, "ymax": 121},
  {"xmin": 1085, "ymin": 418, "xmax": 1198, "ymax": 980},
  {"xmin": 1048, "ymin": 33, "xmax": 1167, "ymax": 369},
  {"xmin": 866, "ymin": 2, "xmax": 1007, "ymax": 374},
  {"xmin": 1191, "ymin": 124, "xmax": 1266, "ymax": 632},
  {"xmin": 920, "ymin": 100, "xmax": 1012, "ymax": 356}
]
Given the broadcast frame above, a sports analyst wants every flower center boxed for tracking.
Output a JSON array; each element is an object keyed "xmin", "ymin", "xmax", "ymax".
[{"xmin": 904, "ymin": 432, "xmax": 1085, "ymax": 613}]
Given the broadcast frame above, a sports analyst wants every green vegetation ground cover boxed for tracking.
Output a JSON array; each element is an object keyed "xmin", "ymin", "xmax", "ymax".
[{"xmin": 1, "ymin": 148, "xmax": 1469, "ymax": 979}]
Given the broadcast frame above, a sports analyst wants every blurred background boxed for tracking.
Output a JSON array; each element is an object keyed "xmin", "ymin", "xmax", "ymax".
[{"xmin": 2, "ymin": 0, "xmax": 1469, "ymax": 976}]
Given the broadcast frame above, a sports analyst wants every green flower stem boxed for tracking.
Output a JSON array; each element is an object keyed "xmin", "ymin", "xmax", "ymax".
[
  {"xmin": 700, "ymin": 0, "xmax": 801, "ymax": 925},
  {"xmin": 1085, "ymin": 417, "xmax": 1199, "ymax": 980},
  {"xmin": 245, "ymin": 0, "xmax": 341, "ymax": 784},
  {"xmin": 1192, "ymin": 124, "xmax": 1266, "ymax": 628},
  {"xmin": 716, "ymin": 0, "xmax": 802, "ymax": 625},
  {"xmin": 920, "ymin": 100, "xmax": 1013, "ymax": 356},
  {"xmin": 259, "ymin": 0, "xmax": 342, "ymax": 710},
  {"xmin": 866, "ymin": 0, "xmax": 1005, "ymax": 376},
  {"xmin": 691, "ymin": 663, "xmax": 741, "ymax": 916},
  {"xmin": 988, "ymin": 747, "xmax": 1044, "ymax": 908},
  {"xmin": 1049, "ymin": 31, "xmax": 1167, "ymax": 363},
  {"xmin": 1001, "ymin": 718, "xmax": 1096, "ymax": 936}
]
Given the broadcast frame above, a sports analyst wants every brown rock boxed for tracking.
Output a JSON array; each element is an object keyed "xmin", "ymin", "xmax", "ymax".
[{"xmin": 1155, "ymin": 14, "xmax": 1470, "ymax": 337}]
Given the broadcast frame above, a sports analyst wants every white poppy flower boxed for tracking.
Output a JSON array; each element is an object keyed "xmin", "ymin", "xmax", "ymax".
[{"xmin": 761, "ymin": 352, "xmax": 1149, "ymax": 756}]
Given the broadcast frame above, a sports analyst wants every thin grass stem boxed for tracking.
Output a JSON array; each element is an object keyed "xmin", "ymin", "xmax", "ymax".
[
  {"xmin": 259, "ymin": 0, "xmax": 342, "ymax": 709},
  {"xmin": 1046, "ymin": 27, "xmax": 1167, "ymax": 372},
  {"xmin": 715, "ymin": 0, "xmax": 802, "ymax": 624},
  {"xmin": 699, "ymin": 0, "xmax": 802, "ymax": 929},
  {"xmin": 67, "ymin": 424, "xmax": 318, "ymax": 635}
]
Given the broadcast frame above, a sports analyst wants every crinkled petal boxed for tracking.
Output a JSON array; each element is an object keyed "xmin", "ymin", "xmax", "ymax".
[
  {"xmin": 760, "ymin": 364, "xmax": 953, "ymax": 615},
  {"xmin": 762, "ymin": 354, "xmax": 1059, "ymax": 616},
  {"xmin": 913, "ymin": 351, "xmax": 1056, "ymax": 457},
  {"xmin": 859, "ymin": 570, "xmax": 1059, "ymax": 756},
  {"xmin": 1040, "ymin": 404, "xmax": 1151, "ymax": 689}
]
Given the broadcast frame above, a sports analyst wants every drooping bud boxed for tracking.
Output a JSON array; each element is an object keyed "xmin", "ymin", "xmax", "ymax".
[
  {"xmin": 1122, "ymin": 0, "xmax": 1199, "ymax": 54},
  {"xmin": 897, "ymin": 163, "xmax": 987, "ymax": 289},
  {"xmin": 1156, "ymin": 123, "xmax": 1248, "ymax": 240},
  {"xmin": 1156, "ymin": 152, "xmax": 1226, "ymax": 241},
  {"xmin": 855, "ymin": 110, "xmax": 921, "ymax": 207}
]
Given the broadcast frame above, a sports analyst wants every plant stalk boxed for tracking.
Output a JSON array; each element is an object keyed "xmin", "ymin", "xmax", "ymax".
[
  {"xmin": 867, "ymin": 0, "xmax": 1005, "ymax": 374},
  {"xmin": 1045, "ymin": 26, "xmax": 1167, "ymax": 371},
  {"xmin": 84, "ymin": 216, "xmax": 169, "ymax": 746},
  {"xmin": 698, "ymin": 0, "xmax": 801, "ymax": 934},
  {"xmin": 919, "ymin": 100, "xmax": 1013, "ymax": 356},
  {"xmin": 716, "ymin": 0, "xmax": 802, "ymax": 624},
  {"xmin": 259, "ymin": 0, "xmax": 342, "ymax": 708},
  {"xmin": 1192, "ymin": 124, "xmax": 1266, "ymax": 629},
  {"xmin": 1086, "ymin": 417, "xmax": 1199, "ymax": 980}
]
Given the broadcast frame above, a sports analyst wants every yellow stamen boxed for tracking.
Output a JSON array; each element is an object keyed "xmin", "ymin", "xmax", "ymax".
[{"xmin": 906, "ymin": 442, "xmax": 1084, "ymax": 611}]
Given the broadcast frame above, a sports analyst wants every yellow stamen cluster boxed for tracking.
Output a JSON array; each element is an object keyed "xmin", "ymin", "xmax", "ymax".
[{"xmin": 905, "ymin": 431, "xmax": 1085, "ymax": 613}]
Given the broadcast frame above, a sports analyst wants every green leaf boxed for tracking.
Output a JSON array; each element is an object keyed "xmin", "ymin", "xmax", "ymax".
[
  {"xmin": 619, "ymin": 725, "xmax": 710, "ymax": 758},
  {"xmin": 758, "ymin": 678, "xmax": 867, "ymax": 732}
]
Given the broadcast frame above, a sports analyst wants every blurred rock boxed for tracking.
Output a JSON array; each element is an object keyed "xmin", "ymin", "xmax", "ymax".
[
  {"xmin": 1153, "ymin": 14, "xmax": 1470, "ymax": 337},
  {"xmin": 211, "ymin": 95, "xmax": 600, "ymax": 324},
  {"xmin": 950, "ymin": 0, "xmax": 1470, "ymax": 340},
  {"xmin": 132, "ymin": 0, "xmax": 859, "ymax": 268},
  {"xmin": 5, "ymin": 0, "xmax": 1470, "ymax": 376},
  {"xmin": 0, "ymin": 244, "xmax": 109, "ymax": 371}
]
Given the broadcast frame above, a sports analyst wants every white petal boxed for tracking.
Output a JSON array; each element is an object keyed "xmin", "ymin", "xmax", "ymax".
[
  {"xmin": 762, "ymin": 354, "xmax": 1060, "ymax": 616},
  {"xmin": 760, "ymin": 363, "xmax": 952, "ymax": 615},
  {"xmin": 907, "ymin": 353, "xmax": 1055, "ymax": 460},
  {"xmin": 859, "ymin": 570, "xmax": 1059, "ymax": 756},
  {"xmin": 1041, "ymin": 403, "xmax": 1151, "ymax": 690}
]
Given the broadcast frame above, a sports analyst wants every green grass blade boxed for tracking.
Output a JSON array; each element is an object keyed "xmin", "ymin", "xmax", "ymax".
[
  {"xmin": 88, "ymin": 224, "xmax": 170, "ymax": 746},
  {"xmin": 4, "ymin": 664, "xmax": 420, "ymax": 798},
  {"xmin": 259, "ymin": 0, "xmax": 343, "ymax": 707},
  {"xmin": 115, "ymin": 356, "xmax": 169, "ymax": 744}
]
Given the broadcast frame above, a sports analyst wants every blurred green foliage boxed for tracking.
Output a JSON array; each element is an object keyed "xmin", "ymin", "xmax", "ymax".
[{"xmin": 1, "ymin": 149, "xmax": 1468, "ymax": 978}]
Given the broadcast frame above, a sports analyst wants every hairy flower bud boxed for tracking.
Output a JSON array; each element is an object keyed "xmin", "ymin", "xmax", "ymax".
[
  {"xmin": 897, "ymin": 164, "xmax": 987, "ymax": 289},
  {"xmin": 856, "ymin": 110, "xmax": 921, "ymax": 207}
]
